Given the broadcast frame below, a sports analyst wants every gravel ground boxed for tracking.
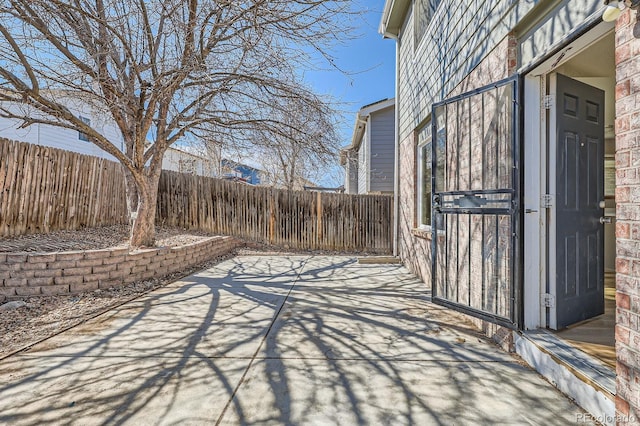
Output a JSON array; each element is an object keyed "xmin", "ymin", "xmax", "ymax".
[
  {"xmin": 0, "ymin": 225, "xmax": 228, "ymax": 358},
  {"xmin": 0, "ymin": 225, "xmax": 215, "ymax": 253},
  {"xmin": 0, "ymin": 251, "xmax": 237, "ymax": 358}
]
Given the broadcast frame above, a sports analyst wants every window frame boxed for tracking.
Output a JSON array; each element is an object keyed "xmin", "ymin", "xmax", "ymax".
[
  {"xmin": 416, "ymin": 120, "xmax": 432, "ymax": 229},
  {"xmin": 78, "ymin": 116, "xmax": 91, "ymax": 142},
  {"xmin": 413, "ymin": 0, "xmax": 442, "ymax": 51}
]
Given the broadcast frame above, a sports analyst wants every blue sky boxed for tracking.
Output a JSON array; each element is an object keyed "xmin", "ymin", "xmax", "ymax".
[{"xmin": 302, "ymin": 1, "xmax": 396, "ymax": 186}]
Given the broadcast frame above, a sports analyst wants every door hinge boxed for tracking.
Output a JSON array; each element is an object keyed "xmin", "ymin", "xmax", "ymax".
[
  {"xmin": 543, "ymin": 95, "xmax": 555, "ymax": 110},
  {"xmin": 541, "ymin": 194, "xmax": 554, "ymax": 208},
  {"xmin": 542, "ymin": 293, "xmax": 555, "ymax": 308}
]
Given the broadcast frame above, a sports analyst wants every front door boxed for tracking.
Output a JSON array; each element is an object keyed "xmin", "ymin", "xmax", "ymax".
[{"xmin": 552, "ymin": 73, "xmax": 605, "ymax": 329}]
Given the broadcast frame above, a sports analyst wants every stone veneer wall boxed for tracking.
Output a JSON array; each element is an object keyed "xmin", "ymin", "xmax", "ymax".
[
  {"xmin": 0, "ymin": 236, "xmax": 241, "ymax": 302},
  {"xmin": 614, "ymin": 9, "xmax": 640, "ymax": 423}
]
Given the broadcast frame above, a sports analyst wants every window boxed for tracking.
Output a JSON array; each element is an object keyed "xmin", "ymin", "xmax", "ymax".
[
  {"xmin": 414, "ymin": 0, "xmax": 442, "ymax": 48},
  {"xmin": 78, "ymin": 116, "xmax": 90, "ymax": 142},
  {"xmin": 417, "ymin": 122, "xmax": 432, "ymax": 227}
]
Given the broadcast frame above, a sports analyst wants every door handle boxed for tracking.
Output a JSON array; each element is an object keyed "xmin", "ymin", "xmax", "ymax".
[
  {"xmin": 600, "ymin": 216, "xmax": 613, "ymax": 224},
  {"xmin": 525, "ymin": 209, "xmax": 538, "ymax": 213}
]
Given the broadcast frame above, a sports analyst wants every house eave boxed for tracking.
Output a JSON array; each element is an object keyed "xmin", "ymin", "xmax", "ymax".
[
  {"xmin": 379, "ymin": 0, "xmax": 410, "ymax": 38},
  {"xmin": 346, "ymin": 98, "xmax": 396, "ymax": 155}
]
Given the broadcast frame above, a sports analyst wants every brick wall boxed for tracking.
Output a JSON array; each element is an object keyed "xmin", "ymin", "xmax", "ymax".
[
  {"xmin": 397, "ymin": 35, "xmax": 515, "ymax": 350},
  {"xmin": 615, "ymin": 9, "xmax": 640, "ymax": 423},
  {"xmin": 398, "ymin": 131, "xmax": 432, "ymax": 281},
  {"xmin": 0, "ymin": 236, "xmax": 241, "ymax": 301}
]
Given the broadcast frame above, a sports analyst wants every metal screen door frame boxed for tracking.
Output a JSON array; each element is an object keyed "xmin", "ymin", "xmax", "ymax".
[{"xmin": 430, "ymin": 75, "xmax": 522, "ymax": 329}]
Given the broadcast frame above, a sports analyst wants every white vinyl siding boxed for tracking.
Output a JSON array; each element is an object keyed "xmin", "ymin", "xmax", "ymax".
[
  {"xmin": 161, "ymin": 147, "xmax": 216, "ymax": 177},
  {"xmin": 0, "ymin": 102, "xmax": 123, "ymax": 161},
  {"xmin": 0, "ymin": 99, "xmax": 215, "ymax": 178},
  {"xmin": 344, "ymin": 151, "xmax": 359, "ymax": 194},
  {"xmin": 357, "ymin": 134, "xmax": 369, "ymax": 194}
]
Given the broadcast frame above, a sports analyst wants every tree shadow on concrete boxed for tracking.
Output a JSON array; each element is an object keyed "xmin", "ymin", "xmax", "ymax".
[{"xmin": 0, "ymin": 256, "xmax": 588, "ymax": 425}]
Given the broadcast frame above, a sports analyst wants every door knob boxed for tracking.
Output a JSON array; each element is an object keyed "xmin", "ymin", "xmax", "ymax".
[
  {"xmin": 599, "ymin": 200, "xmax": 606, "ymax": 208},
  {"xmin": 600, "ymin": 216, "xmax": 613, "ymax": 224}
]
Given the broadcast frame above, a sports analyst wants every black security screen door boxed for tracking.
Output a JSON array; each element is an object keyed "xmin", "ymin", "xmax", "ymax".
[{"xmin": 431, "ymin": 76, "xmax": 521, "ymax": 328}]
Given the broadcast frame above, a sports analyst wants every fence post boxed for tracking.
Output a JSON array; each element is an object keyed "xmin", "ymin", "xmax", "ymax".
[
  {"xmin": 268, "ymin": 189, "xmax": 275, "ymax": 244},
  {"xmin": 316, "ymin": 191, "xmax": 323, "ymax": 242}
]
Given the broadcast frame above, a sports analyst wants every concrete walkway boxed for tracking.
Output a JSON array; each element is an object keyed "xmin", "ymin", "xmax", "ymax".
[{"xmin": 0, "ymin": 256, "xmax": 591, "ymax": 425}]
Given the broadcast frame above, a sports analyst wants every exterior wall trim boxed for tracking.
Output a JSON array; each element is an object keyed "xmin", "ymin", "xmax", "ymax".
[{"xmin": 517, "ymin": 17, "xmax": 611, "ymax": 75}]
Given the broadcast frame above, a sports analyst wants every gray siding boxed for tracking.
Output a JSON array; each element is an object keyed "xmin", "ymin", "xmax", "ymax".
[
  {"xmin": 397, "ymin": 0, "xmax": 532, "ymax": 142},
  {"xmin": 519, "ymin": 0, "xmax": 603, "ymax": 66},
  {"xmin": 396, "ymin": 0, "xmax": 601, "ymax": 142},
  {"xmin": 369, "ymin": 105, "xmax": 395, "ymax": 192}
]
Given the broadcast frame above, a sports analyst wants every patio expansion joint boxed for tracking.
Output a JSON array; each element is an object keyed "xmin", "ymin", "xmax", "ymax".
[{"xmin": 214, "ymin": 255, "xmax": 313, "ymax": 426}]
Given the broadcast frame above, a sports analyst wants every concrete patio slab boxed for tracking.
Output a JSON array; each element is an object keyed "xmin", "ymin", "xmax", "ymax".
[
  {"xmin": 264, "ymin": 258, "xmax": 515, "ymax": 363},
  {"xmin": 1, "ymin": 355, "xmax": 249, "ymax": 425},
  {"xmin": 0, "ymin": 255, "xmax": 593, "ymax": 425},
  {"xmin": 220, "ymin": 358, "xmax": 581, "ymax": 425}
]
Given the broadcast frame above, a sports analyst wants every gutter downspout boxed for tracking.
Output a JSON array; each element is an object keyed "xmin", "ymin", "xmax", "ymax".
[{"xmin": 391, "ymin": 35, "xmax": 400, "ymax": 257}]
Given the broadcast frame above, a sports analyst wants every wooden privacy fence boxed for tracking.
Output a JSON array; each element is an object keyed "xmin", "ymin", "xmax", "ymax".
[
  {"xmin": 0, "ymin": 138, "xmax": 394, "ymax": 253},
  {"xmin": 0, "ymin": 138, "xmax": 127, "ymax": 236},
  {"xmin": 157, "ymin": 171, "xmax": 394, "ymax": 253}
]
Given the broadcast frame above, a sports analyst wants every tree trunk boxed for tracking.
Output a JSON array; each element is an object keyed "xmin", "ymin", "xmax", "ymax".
[
  {"xmin": 123, "ymin": 168, "xmax": 139, "ymax": 227},
  {"xmin": 125, "ymin": 168, "xmax": 161, "ymax": 248}
]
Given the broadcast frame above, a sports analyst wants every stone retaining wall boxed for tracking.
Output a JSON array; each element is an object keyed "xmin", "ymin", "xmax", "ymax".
[{"xmin": 0, "ymin": 236, "xmax": 241, "ymax": 302}]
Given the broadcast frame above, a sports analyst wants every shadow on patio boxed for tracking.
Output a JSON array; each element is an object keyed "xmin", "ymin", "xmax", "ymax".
[{"xmin": 0, "ymin": 256, "xmax": 588, "ymax": 425}]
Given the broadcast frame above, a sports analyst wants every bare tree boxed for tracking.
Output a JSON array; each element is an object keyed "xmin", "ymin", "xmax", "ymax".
[
  {"xmin": 249, "ymin": 94, "xmax": 340, "ymax": 190},
  {"xmin": 0, "ymin": 0, "xmax": 356, "ymax": 246}
]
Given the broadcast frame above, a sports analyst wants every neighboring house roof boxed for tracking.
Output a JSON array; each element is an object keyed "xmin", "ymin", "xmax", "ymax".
[
  {"xmin": 340, "ymin": 98, "xmax": 395, "ymax": 164},
  {"xmin": 379, "ymin": 0, "xmax": 410, "ymax": 38},
  {"xmin": 221, "ymin": 158, "xmax": 262, "ymax": 173}
]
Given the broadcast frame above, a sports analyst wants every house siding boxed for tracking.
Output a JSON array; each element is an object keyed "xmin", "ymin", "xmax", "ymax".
[
  {"xmin": 398, "ymin": 35, "xmax": 514, "ymax": 347},
  {"xmin": 0, "ymin": 102, "xmax": 123, "ymax": 161},
  {"xmin": 397, "ymin": 0, "xmax": 540, "ymax": 144},
  {"xmin": 357, "ymin": 133, "xmax": 369, "ymax": 194},
  {"xmin": 162, "ymin": 148, "xmax": 217, "ymax": 177},
  {"xmin": 396, "ymin": 0, "xmax": 516, "ymax": 288},
  {"xmin": 0, "ymin": 99, "xmax": 216, "ymax": 178},
  {"xmin": 390, "ymin": 0, "xmax": 640, "ymax": 420},
  {"xmin": 345, "ymin": 152, "xmax": 359, "ymax": 194},
  {"xmin": 369, "ymin": 105, "xmax": 395, "ymax": 193},
  {"xmin": 519, "ymin": 0, "xmax": 603, "ymax": 67},
  {"xmin": 394, "ymin": 0, "xmax": 605, "ymax": 345}
]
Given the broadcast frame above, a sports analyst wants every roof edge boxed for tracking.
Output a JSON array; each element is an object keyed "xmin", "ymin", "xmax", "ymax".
[
  {"xmin": 346, "ymin": 98, "xmax": 396, "ymax": 154},
  {"xmin": 358, "ymin": 97, "xmax": 395, "ymax": 117},
  {"xmin": 379, "ymin": 0, "xmax": 410, "ymax": 38}
]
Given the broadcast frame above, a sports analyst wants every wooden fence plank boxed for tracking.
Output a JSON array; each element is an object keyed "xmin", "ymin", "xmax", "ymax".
[{"xmin": 0, "ymin": 138, "xmax": 393, "ymax": 253}]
